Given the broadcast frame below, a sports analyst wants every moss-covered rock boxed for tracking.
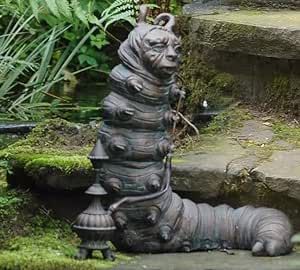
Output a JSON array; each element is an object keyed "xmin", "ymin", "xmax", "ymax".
[
  {"xmin": 190, "ymin": 10, "xmax": 300, "ymax": 59},
  {"xmin": 264, "ymin": 76, "xmax": 300, "ymax": 115},
  {"xmin": 0, "ymin": 119, "xmax": 96, "ymax": 191},
  {"xmin": 180, "ymin": 10, "xmax": 300, "ymax": 117},
  {"xmin": 184, "ymin": 1, "xmax": 300, "ymax": 14},
  {"xmin": 178, "ymin": 16, "xmax": 237, "ymax": 114}
]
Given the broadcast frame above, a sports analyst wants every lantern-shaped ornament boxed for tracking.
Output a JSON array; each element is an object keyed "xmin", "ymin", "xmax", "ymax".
[{"xmin": 73, "ymin": 139, "xmax": 116, "ymax": 260}]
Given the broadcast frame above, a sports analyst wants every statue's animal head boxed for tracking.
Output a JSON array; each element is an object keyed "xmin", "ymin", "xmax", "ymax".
[{"xmin": 118, "ymin": 6, "xmax": 181, "ymax": 81}]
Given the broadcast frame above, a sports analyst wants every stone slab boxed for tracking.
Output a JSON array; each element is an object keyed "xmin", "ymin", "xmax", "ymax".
[
  {"xmin": 113, "ymin": 250, "xmax": 300, "ymax": 270},
  {"xmin": 172, "ymin": 119, "xmax": 300, "ymax": 200},
  {"xmin": 236, "ymin": 120, "xmax": 274, "ymax": 144},
  {"xmin": 172, "ymin": 138, "xmax": 248, "ymax": 198},
  {"xmin": 252, "ymin": 149, "xmax": 300, "ymax": 200},
  {"xmin": 183, "ymin": 1, "xmax": 300, "ymax": 14},
  {"xmin": 188, "ymin": 10, "xmax": 300, "ymax": 59}
]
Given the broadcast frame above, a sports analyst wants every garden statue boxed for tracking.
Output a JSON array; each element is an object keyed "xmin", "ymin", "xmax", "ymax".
[{"xmin": 74, "ymin": 5, "xmax": 293, "ymax": 260}]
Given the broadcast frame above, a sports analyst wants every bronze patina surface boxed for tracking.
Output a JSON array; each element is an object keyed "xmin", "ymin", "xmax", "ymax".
[{"xmin": 74, "ymin": 6, "xmax": 293, "ymax": 259}]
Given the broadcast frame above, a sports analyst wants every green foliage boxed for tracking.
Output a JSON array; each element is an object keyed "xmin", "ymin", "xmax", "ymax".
[
  {"xmin": 169, "ymin": 0, "xmax": 182, "ymax": 14},
  {"xmin": 265, "ymin": 75, "xmax": 300, "ymax": 115},
  {"xmin": 203, "ymin": 106, "xmax": 252, "ymax": 134},
  {"xmin": 0, "ymin": 188, "xmax": 24, "ymax": 219},
  {"xmin": 0, "ymin": 0, "xmax": 143, "ymax": 120},
  {"xmin": 273, "ymin": 121, "xmax": 300, "ymax": 147},
  {"xmin": 0, "ymin": 186, "xmax": 131, "ymax": 270},
  {"xmin": 179, "ymin": 38, "xmax": 236, "ymax": 114},
  {"xmin": 144, "ymin": 0, "xmax": 181, "ymax": 14},
  {"xmin": 24, "ymin": 0, "xmax": 138, "ymax": 29},
  {"xmin": 0, "ymin": 14, "xmax": 93, "ymax": 120},
  {"xmin": 0, "ymin": 186, "xmax": 30, "ymax": 247}
]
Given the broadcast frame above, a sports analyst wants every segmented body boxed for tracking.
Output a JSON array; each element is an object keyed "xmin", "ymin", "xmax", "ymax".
[{"xmin": 98, "ymin": 12, "xmax": 293, "ymax": 256}]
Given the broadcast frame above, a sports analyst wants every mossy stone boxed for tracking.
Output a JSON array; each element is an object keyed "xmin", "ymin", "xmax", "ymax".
[{"xmin": 0, "ymin": 119, "xmax": 96, "ymax": 191}]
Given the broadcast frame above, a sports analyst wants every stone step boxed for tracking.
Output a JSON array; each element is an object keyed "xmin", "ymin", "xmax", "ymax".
[
  {"xmin": 186, "ymin": 10, "xmax": 300, "ymax": 59},
  {"xmin": 172, "ymin": 119, "xmax": 300, "ymax": 230},
  {"xmin": 113, "ymin": 250, "xmax": 300, "ymax": 270},
  {"xmin": 183, "ymin": 0, "xmax": 300, "ymax": 11},
  {"xmin": 173, "ymin": 144, "xmax": 300, "ymax": 203}
]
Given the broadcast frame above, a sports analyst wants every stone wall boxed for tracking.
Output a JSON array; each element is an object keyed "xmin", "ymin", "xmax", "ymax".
[
  {"xmin": 193, "ymin": 0, "xmax": 300, "ymax": 8},
  {"xmin": 205, "ymin": 50, "xmax": 300, "ymax": 114},
  {"xmin": 180, "ymin": 12, "xmax": 300, "ymax": 116}
]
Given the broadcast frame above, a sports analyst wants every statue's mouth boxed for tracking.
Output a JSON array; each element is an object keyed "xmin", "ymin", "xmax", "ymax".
[{"xmin": 161, "ymin": 66, "xmax": 177, "ymax": 74}]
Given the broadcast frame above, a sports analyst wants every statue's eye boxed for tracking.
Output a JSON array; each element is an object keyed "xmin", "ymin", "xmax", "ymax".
[
  {"xmin": 174, "ymin": 46, "xmax": 181, "ymax": 54},
  {"xmin": 152, "ymin": 43, "xmax": 166, "ymax": 52}
]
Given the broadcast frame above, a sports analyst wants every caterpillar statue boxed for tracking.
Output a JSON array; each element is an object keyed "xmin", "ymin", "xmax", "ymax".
[{"xmin": 77, "ymin": 6, "xmax": 293, "ymax": 258}]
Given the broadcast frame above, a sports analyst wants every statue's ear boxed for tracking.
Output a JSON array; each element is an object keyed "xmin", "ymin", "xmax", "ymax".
[
  {"xmin": 137, "ymin": 5, "xmax": 149, "ymax": 24},
  {"xmin": 154, "ymin": 13, "xmax": 175, "ymax": 31}
]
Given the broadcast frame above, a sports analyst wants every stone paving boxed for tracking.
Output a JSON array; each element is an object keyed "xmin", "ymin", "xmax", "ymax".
[
  {"xmin": 113, "ymin": 250, "xmax": 300, "ymax": 270},
  {"xmin": 173, "ymin": 119, "xmax": 300, "ymax": 200}
]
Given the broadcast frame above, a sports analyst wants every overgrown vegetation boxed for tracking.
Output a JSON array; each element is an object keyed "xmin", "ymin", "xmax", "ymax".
[
  {"xmin": 178, "ymin": 17, "xmax": 237, "ymax": 115},
  {"xmin": 0, "ymin": 119, "xmax": 95, "ymax": 176},
  {"xmin": 202, "ymin": 105, "xmax": 252, "ymax": 134},
  {"xmin": 264, "ymin": 76, "xmax": 300, "ymax": 117},
  {"xmin": 175, "ymin": 106, "xmax": 252, "ymax": 154},
  {"xmin": 0, "ymin": 0, "xmax": 142, "ymax": 120},
  {"xmin": 272, "ymin": 121, "xmax": 300, "ymax": 147},
  {"xmin": 0, "ymin": 183, "xmax": 130, "ymax": 270}
]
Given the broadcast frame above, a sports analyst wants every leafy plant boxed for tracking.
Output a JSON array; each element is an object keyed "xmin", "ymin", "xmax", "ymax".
[
  {"xmin": 0, "ymin": 15, "xmax": 71, "ymax": 119},
  {"xmin": 0, "ymin": 0, "xmax": 139, "ymax": 70},
  {"xmin": 24, "ymin": 0, "xmax": 138, "ymax": 29}
]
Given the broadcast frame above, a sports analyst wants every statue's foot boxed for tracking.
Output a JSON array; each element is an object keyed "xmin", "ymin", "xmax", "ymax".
[
  {"xmin": 252, "ymin": 240, "xmax": 292, "ymax": 257},
  {"xmin": 75, "ymin": 248, "xmax": 92, "ymax": 260},
  {"xmin": 102, "ymin": 248, "xmax": 116, "ymax": 261}
]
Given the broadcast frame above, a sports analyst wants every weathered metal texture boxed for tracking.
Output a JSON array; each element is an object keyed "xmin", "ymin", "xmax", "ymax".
[
  {"xmin": 77, "ymin": 6, "xmax": 294, "ymax": 258},
  {"xmin": 73, "ymin": 139, "xmax": 116, "ymax": 260}
]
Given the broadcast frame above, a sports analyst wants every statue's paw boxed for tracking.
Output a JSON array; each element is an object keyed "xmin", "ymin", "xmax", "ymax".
[
  {"xmin": 178, "ymin": 89, "xmax": 186, "ymax": 99},
  {"xmin": 126, "ymin": 76, "xmax": 143, "ymax": 93},
  {"xmin": 252, "ymin": 240, "xmax": 292, "ymax": 257}
]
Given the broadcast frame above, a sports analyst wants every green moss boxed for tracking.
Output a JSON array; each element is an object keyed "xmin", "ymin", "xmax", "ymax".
[
  {"xmin": 273, "ymin": 121, "xmax": 300, "ymax": 147},
  {"xmin": 0, "ymin": 187, "xmax": 131, "ymax": 270},
  {"xmin": 0, "ymin": 119, "xmax": 96, "ymax": 176},
  {"xmin": 203, "ymin": 106, "xmax": 252, "ymax": 134},
  {"xmin": 0, "ymin": 147, "xmax": 92, "ymax": 175},
  {"xmin": 0, "ymin": 230, "xmax": 127, "ymax": 270},
  {"xmin": 178, "ymin": 23, "xmax": 237, "ymax": 114},
  {"xmin": 265, "ymin": 76, "xmax": 300, "ymax": 114},
  {"xmin": 25, "ymin": 155, "xmax": 92, "ymax": 174},
  {"xmin": 0, "ymin": 249, "xmax": 127, "ymax": 270},
  {"xmin": 175, "ymin": 106, "xmax": 252, "ymax": 154},
  {"xmin": 22, "ymin": 118, "xmax": 96, "ymax": 149}
]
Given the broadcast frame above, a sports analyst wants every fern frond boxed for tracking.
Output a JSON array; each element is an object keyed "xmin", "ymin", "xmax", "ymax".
[
  {"xmin": 104, "ymin": 9, "xmax": 135, "ymax": 30},
  {"xmin": 44, "ymin": 0, "xmax": 60, "ymax": 17},
  {"xmin": 101, "ymin": 0, "xmax": 134, "ymax": 17},
  {"xmin": 71, "ymin": 0, "xmax": 89, "ymax": 27},
  {"xmin": 56, "ymin": 0, "xmax": 73, "ymax": 20},
  {"xmin": 29, "ymin": 0, "xmax": 40, "ymax": 20},
  {"xmin": 99, "ymin": 0, "xmax": 139, "ymax": 28}
]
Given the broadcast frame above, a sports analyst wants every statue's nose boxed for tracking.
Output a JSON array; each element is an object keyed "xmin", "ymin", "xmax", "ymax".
[{"xmin": 166, "ymin": 46, "xmax": 177, "ymax": 61}]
